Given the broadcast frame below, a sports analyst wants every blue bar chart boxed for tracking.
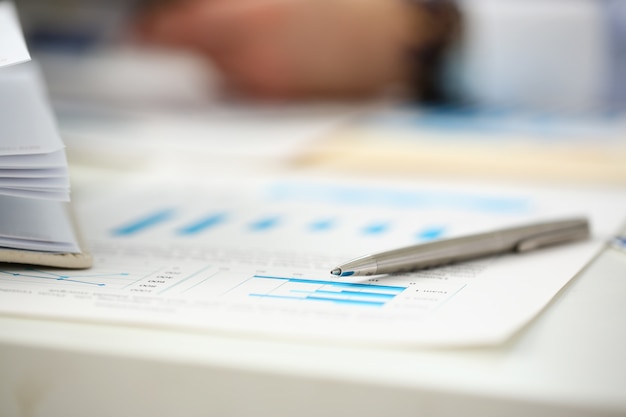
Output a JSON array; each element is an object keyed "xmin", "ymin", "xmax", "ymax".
[
  {"xmin": 108, "ymin": 207, "xmax": 452, "ymax": 242},
  {"xmin": 231, "ymin": 275, "xmax": 406, "ymax": 307}
]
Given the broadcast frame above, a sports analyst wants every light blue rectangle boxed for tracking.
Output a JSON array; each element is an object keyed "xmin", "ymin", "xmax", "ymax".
[
  {"xmin": 112, "ymin": 209, "xmax": 175, "ymax": 236},
  {"xmin": 249, "ymin": 216, "xmax": 280, "ymax": 231},
  {"xmin": 249, "ymin": 293, "xmax": 385, "ymax": 307},
  {"xmin": 417, "ymin": 226, "xmax": 445, "ymax": 240},
  {"xmin": 252, "ymin": 275, "xmax": 406, "ymax": 293},
  {"xmin": 309, "ymin": 219, "xmax": 334, "ymax": 231},
  {"xmin": 177, "ymin": 213, "xmax": 226, "ymax": 235},
  {"xmin": 362, "ymin": 222, "xmax": 389, "ymax": 235},
  {"xmin": 266, "ymin": 182, "xmax": 530, "ymax": 213},
  {"xmin": 294, "ymin": 289, "xmax": 397, "ymax": 300}
]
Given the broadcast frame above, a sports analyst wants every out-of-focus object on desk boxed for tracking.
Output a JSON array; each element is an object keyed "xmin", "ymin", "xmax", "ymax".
[
  {"xmin": 0, "ymin": 62, "xmax": 71, "ymax": 201},
  {"xmin": 14, "ymin": 0, "xmax": 369, "ymax": 174},
  {"xmin": 296, "ymin": 105, "xmax": 626, "ymax": 185},
  {"xmin": 52, "ymin": 88, "xmax": 367, "ymax": 174},
  {"xmin": 0, "ymin": 3, "xmax": 90, "ymax": 268}
]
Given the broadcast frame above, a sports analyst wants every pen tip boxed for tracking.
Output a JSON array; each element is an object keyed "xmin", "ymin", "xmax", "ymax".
[{"xmin": 330, "ymin": 268, "xmax": 341, "ymax": 276}]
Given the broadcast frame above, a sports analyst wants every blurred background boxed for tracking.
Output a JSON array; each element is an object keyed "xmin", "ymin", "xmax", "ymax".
[
  {"xmin": 15, "ymin": 0, "xmax": 221, "ymax": 107},
  {"xmin": 11, "ymin": 0, "xmax": 626, "ymax": 184},
  {"xmin": 12, "ymin": 0, "xmax": 366, "ymax": 176}
]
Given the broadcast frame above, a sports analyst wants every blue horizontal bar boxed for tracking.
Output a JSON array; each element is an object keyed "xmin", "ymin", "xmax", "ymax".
[
  {"xmin": 177, "ymin": 213, "xmax": 226, "ymax": 235},
  {"xmin": 309, "ymin": 219, "xmax": 334, "ymax": 231},
  {"xmin": 362, "ymin": 222, "xmax": 389, "ymax": 235},
  {"xmin": 305, "ymin": 295, "xmax": 385, "ymax": 307},
  {"xmin": 266, "ymin": 183, "xmax": 529, "ymax": 213},
  {"xmin": 112, "ymin": 209, "xmax": 174, "ymax": 236},
  {"xmin": 249, "ymin": 293, "xmax": 385, "ymax": 307},
  {"xmin": 249, "ymin": 217, "xmax": 280, "ymax": 231},
  {"xmin": 252, "ymin": 275, "xmax": 406, "ymax": 292},
  {"xmin": 297, "ymin": 289, "xmax": 397, "ymax": 299},
  {"xmin": 417, "ymin": 226, "xmax": 445, "ymax": 240}
]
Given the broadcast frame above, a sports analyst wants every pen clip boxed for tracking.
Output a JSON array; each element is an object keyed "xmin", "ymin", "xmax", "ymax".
[{"xmin": 515, "ymin": 222, "xmax": 590, "ymax": 252}]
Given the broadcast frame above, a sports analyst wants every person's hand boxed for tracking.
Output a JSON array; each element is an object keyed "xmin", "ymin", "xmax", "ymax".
[{"xmin": 137, "ymin": 0, "xmax": 423, "ymax": 99}]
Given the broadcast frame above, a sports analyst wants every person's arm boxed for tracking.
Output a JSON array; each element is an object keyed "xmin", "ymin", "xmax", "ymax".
[{"xmin": 136, "ymin": 0, "xmax": 460, "ymax": 100}]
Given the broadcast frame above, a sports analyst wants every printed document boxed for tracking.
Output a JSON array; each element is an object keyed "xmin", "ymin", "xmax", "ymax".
[{"xmin": 0, "ymin": 175, "xmax": 623, "ymax": 346}]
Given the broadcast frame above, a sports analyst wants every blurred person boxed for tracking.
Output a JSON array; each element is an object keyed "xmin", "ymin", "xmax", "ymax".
[
  {"xmin": 136, "ymin": 0, "xmax": 457, "ymax": 101},
  {"xmin": 137, "ymin": 0, "xmax": 624, "ymax": 111}
]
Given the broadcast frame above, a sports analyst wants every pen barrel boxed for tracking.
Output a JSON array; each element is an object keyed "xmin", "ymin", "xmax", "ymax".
[
  {"xmin": 372, "ymin": 233, "xmax": 517, "ymax": 275},
  {"xmin": 369, "ymin": 218, "xmax": 589, "ymax": 275}
]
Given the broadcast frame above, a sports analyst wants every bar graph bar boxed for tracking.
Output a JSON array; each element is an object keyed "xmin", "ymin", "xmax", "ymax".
[
  {"xmin": 249, "ymin": 216, "xmax": 281, "ymax": 231},
  {"xmin": 362, "ymin": 222, "xmax": 389, "ymax": 235},
  {"xmin": 112, "ymin": 208, "xmax": 175, "ymax": 236},
  {"xmin": 417, "ymin": 226, "xmax": 445, "ymax": 240},
  {"xmin": 177, "ymin": 213, "xmax": 227, "ymax": 235},
  {"xmin": 309, "ymin": 218, "xmax": 335, "ymax": 231}
]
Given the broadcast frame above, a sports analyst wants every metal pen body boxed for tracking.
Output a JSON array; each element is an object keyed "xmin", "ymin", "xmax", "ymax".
[{"xmin": 332, "ymin": 218, "xmax": 589, "ymax": 277}]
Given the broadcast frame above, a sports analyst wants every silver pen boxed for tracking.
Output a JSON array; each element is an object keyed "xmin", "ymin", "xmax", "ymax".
[{"xmin": 330, "ymin": 217, "xmax": 590, "ymax": 277}]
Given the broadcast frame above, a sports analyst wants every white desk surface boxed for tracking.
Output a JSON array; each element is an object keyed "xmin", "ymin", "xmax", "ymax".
[
  {"xmin": 1, "ymin": 244, "xmax": 625, "ymax": 417},
  {"xmin": 2, "ymin": 105, "xmax": 626, "ymax": 417}
]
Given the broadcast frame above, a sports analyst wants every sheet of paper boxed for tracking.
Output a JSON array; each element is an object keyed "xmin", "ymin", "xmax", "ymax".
[
  {"xmin": 0, "ymin": 150, "xmax": 68, "ymax": 169},
  {"xmin": 0, "ymin": 175, "xmax": 624, "ymax": 346},
  {"xmin": 0, "ymin": 2, "xmax": 30, "ymax": 68},
  {"xmin": 0, "ymin": 195, "xmax": 79, "ymax": 252},
  {"xmin": 0, "ymin": 176, "xmax": 68, "ymax": 189},
  {"xmin": 0, "ymin": 62, "xmax": 70, "ymax": 200},
  {"xmin": 0, "ymin": 167, "xmax": 67, "ymax": 178},
  {"xmin": 0, "ymin": 62, "xmax": 65, "ymax": 156}
]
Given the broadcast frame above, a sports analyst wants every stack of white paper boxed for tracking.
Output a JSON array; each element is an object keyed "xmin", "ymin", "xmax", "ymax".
[
  {"xmin": 0, "ymin": 2, "xmax": 80, "ymax": 255},
  {"xmin": 0, "ymin": 63, "xmax": 70, "ymax": 201}
]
